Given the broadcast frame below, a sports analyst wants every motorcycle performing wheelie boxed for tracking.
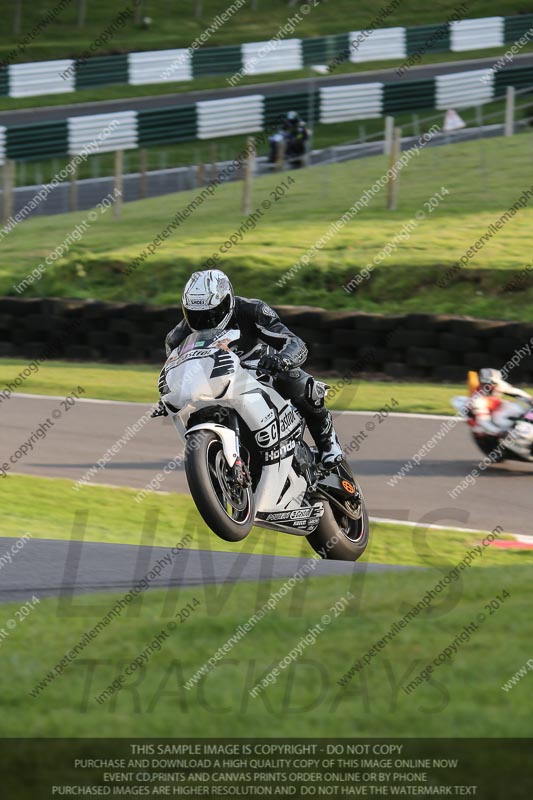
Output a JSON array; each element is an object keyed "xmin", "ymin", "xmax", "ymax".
[{"xmin": 157, "ymin": 326, "xmax": 369, "ymax": 561}]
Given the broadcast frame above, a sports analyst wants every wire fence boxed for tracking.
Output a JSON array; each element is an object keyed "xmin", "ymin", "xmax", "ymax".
[{"xmin": 2, "ymin": 84, "xmax": 533, "ymax": 221}]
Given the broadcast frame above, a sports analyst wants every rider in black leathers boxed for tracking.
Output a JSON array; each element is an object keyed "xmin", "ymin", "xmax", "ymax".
[
  {"xmin": 268, "ymin": 110, "xmax": 310, "ymax": 167},
  {"xmin": 164, "ymin": 273, "xmax": 343, "ymax": 468}
]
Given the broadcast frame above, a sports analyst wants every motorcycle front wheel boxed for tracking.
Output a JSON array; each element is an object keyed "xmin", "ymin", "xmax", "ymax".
[{"xmin": 185, "ymin": 431, "xmax": 254, "ymax": 542}]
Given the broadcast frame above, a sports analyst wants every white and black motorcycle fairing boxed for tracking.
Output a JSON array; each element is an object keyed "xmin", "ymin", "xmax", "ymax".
[{"xmin": 158, "ymin": 328, "xmax": 369, "ymax": 561}]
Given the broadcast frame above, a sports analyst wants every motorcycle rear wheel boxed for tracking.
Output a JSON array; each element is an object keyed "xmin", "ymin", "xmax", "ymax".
[
  {"xmin": 185, "ymin": 431, "xmax": 254, "ymax": 542},
  {"xmin": 473, "ymin": 433, "xmax": 505, "ymax": 462},
  {"xmin": 307, "ymin": 491, "xmax": 369, "ymax": 561}
]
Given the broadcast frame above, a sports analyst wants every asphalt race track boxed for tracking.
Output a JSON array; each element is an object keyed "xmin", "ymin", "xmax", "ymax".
[
  {"xmin": 2, "ymin": 393, "xmax": 532, "ymax": 602},
  {"xmin": 0, "ymin": 536, "xmax": 414, "ymax": 604},
  {"xmin": 3, "ymin": 394, "xmax": 533, "ymax": 538},
  {"xmin": 1, "ymin": 53, "xmax": 532, "ymax": 126}
]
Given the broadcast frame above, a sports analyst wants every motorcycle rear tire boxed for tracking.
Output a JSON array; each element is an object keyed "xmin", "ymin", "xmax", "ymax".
[{"xmin": 473, "ymin": 433, "xmax": 505, "ymax": 462}]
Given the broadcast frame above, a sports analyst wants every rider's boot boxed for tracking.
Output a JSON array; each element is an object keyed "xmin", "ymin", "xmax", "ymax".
[{"xmin": 308, "ymin": 412, "xmax": 343, "ymax": 469}]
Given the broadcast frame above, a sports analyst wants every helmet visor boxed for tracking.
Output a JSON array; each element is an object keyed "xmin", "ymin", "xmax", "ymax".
[{"xmin": 183, "ymin": 293, "xmax": 232, "ymax": 332}]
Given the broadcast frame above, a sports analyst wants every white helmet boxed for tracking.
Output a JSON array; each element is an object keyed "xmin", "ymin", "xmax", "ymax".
[
  {"xmin": 479, "ymin": 368, "xmax": 503, "ymax": 389},
  {"xmin": 182, "ymin": 270, "xmax": 235, "ymax": 331}
]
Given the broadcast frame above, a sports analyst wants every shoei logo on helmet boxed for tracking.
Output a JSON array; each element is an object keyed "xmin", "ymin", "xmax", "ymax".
[{"xmin": 342, "ymin": 480, "xmax": 355, "ymax": 494}]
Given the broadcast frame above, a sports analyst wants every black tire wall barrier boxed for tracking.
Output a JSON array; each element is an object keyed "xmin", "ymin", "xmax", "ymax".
[{"xmin": 2, "ymin": 297, "xmax": 532, "ymax": 383}]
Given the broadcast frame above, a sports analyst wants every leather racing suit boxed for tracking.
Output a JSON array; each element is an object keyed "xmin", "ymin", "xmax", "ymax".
[{"xmin": 165, "ymin": 296, "xmax": 339, "ymax": 460}]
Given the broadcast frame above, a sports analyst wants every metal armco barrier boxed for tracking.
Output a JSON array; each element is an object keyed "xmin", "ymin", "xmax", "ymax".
[{"xmin": 1, "ymin": 66, "xmax": 533, "ymax": 164}]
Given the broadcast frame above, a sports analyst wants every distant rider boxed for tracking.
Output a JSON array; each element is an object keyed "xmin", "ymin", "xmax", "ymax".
[
  {"xmin": 468, "ymin": 367, "xmax": 533, "ymax": 458},
  {"xmin": 268, "ymin": 110, "xmax": 310, "ymax": 166},
  {"xmin": 164, "ymin": 269, "xmax": 344, "ymax": 469}
]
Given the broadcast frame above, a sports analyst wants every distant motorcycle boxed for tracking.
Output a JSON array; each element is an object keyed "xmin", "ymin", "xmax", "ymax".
[
  {"xmin": 268, "ymin": 111, "xmax": 310, "ymax": 168},
  {"xmin": 451, "ymin": 388, "xmax": 533, "ymax": 464},
  {"xmin": 158, "ymin": 328, "xmax": 369, "ymax": 561}
]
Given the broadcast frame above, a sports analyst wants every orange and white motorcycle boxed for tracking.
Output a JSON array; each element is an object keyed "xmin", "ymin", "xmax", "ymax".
[{"xmin": 451, "ymin": 370, "xmax": 533, "ymax": 463}]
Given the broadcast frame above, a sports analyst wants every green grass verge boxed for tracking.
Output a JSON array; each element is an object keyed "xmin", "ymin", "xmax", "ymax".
[
  {"xmin": 0, "ymin": 358, "xmax": 160, "ymax": 404},
  {"xmin": 3, "ymin": 357, "xmax": 522, "ymax": 414},
  {"xmin": 1, "ymin": 474, "xmax": 529, "ymax": 569},
  {"xmin": 1, "ymin": 0, "xmax": 529, "ymax": 62},
  {"xmin": 3, "ymin": 134, "xmax": 533, "ymax": 320},
  {"xmin": 1, "ymin": 564, "xmax": 531, "ymax": 737}
]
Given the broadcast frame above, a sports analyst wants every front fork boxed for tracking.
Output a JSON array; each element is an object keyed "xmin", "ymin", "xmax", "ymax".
[{"xmin": 226, "ymin": 411, "xmax": 252, "ymax": 489}]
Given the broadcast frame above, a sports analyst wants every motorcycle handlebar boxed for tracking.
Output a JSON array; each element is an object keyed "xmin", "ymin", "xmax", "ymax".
[
  {"xmin": 241, "ymin": 360, "xmax": 293, "ymax": 375},
  {"xmin": 241, "ymin": 361, "xmax": 273, "ymax": 373}
]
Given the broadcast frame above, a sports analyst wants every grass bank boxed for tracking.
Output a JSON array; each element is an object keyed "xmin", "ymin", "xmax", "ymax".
[
  {"xmin": 2, "ymin": 135, "xmax": 533, "ymax": 320},
  {"xmin": 1, "ymin": 474, "xmax": 527, "ymax": 568},
  {"xmin": 0, "ymin": 564, "xmax": 530, "ymax": 737},
  {"xmin": 0, "ymin": 0, "xmax": 528, "ymax": 62}
]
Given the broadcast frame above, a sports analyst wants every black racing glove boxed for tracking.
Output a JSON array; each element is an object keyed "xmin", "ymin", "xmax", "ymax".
[
  {"xmin": 151, "ymin": 399, "xmax": 168, "ymax": 418},
  {"xmin": 258, "ymin": 354, "xmax": 291, "ymax": 374}
]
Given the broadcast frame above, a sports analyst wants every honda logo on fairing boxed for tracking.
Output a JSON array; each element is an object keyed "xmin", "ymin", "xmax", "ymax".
[{"xmin": 264, "ymin": 439, "xmax": 296, "ymax": 462}]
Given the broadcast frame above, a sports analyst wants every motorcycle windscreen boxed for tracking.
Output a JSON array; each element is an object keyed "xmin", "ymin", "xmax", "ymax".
[
  {"xmin": 172, "ymin": 328, "xmax": 240, "ymax": 357},
  {"xmin": 164, "ymin": 329, "xmax": 240, "ymax": 407}
]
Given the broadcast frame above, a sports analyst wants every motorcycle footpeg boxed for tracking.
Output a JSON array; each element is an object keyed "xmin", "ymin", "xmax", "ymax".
[{"xmin": 321, "ymin": 456, "xmax": 344, "ymax": 472}]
